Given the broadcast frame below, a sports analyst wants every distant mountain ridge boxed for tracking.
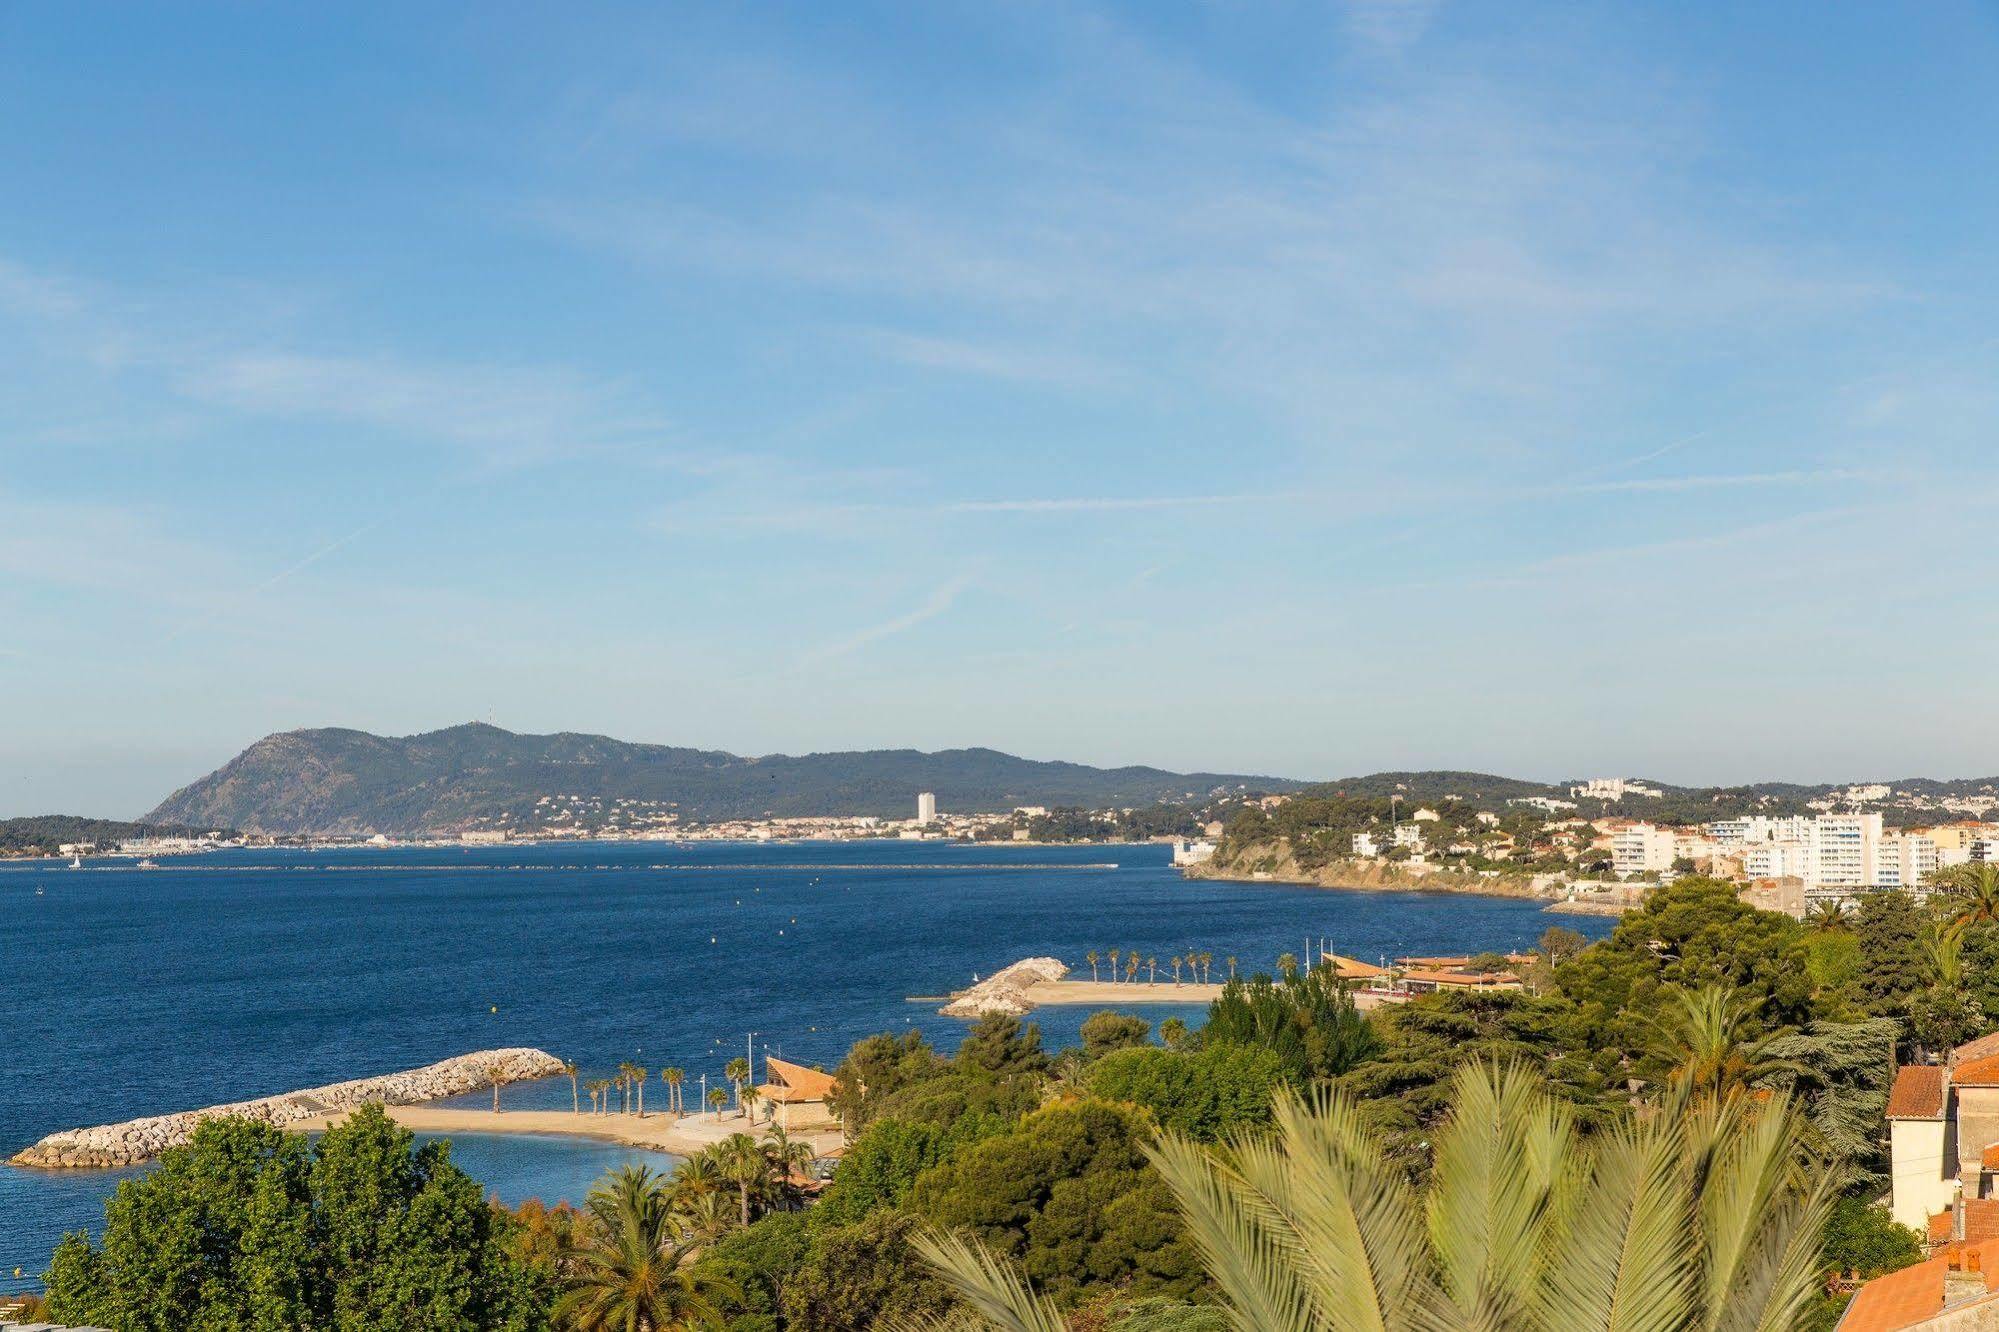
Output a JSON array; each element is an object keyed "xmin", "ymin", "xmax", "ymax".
[{"xmin": 145, "ymin": 723, "xmax": 1309, "ymax": 836}]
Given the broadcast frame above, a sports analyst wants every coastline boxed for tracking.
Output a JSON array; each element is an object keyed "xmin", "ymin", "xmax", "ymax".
[
  {"xmin": 289, "ymin": 1106, "xmax": 844, "ymax": 1158},
  {"xmin": 1182, "ymin": 855, "xmax": 1561, "ymax": 903}
]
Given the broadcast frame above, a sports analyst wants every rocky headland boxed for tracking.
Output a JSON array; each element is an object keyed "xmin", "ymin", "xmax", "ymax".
[
  {"xmin": 1184, "ymin": 841, "xmax": 1565, "ymax": 900},
  {"xmin": 10, "ymin": 1047, "xmax": 564, "ymax": 1169}
]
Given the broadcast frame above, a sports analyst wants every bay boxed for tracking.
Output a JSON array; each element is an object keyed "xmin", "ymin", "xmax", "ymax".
[{"xmin": 0, "ymin": 839, "xmax": 1609, "ymax": 1291}]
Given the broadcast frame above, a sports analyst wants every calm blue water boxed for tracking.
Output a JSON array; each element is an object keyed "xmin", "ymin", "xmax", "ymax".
[{"xmin": 0, "ymin": 840, "xmax": 1607, "ymax": 1290}]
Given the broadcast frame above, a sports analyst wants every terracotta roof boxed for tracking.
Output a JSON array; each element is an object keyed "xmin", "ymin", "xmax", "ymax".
[
  {"xmin": 1930, "ymin": 1210, "xmax": 1955, "ymax": 1246},
  {"xmin": 1323, "ymin": 953, "xmax": 1389, "ymax": 979},
  {"xmin": 758, "ymin": 1055, "xmax": 839, "ymax": 1104},
  {"xmin": 1398, "ymin": 955, "xmax": 1471, "ymax": 968},
  {"xmin": 1401, "ymin": 969, "xmax": 1520, "ymax": 987},
  {"xmin": 1954, "ymin": 1056, "xmax": 1999, "ymax": 1089},
  {"xmin": 1887, "ymin": 1066, "xmax": 1949, "ymax": 1119},
  {"xmin": 1840, "ymin": 1257, "xmax": 1948, "ymax": 1332},
  {"xmin": 1966, "ymin": 1201, "xmax": 1999, "ymax": 1246},
  {"xmin": 1982, "ymin": 1143, "xmax": 1999, "ymax": 1170},
  {"xmin": 1957, "ymin": 1033, "xmax": 1999, "ymax": 1068}
]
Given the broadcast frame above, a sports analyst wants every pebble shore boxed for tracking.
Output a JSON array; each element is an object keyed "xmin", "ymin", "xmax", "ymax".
[{"xmin": 9, "ymin": 1047, "xmax": 565, "ymax": 1169}]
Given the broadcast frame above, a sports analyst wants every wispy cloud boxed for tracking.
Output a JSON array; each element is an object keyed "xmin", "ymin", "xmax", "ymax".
[
  {"xmin": 941, "ymin": 493, "xmax": 1267, "ymax": 514},
  {"xmin": 1549, "ymin": 469, "xmax": 1869, "ymax": 497},
  {"xmin": 799, "ymin": 574, "xmax": 973, "ymax": 664}
]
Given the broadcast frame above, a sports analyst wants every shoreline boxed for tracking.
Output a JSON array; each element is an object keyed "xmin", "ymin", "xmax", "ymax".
[
  {"xmin": 289, "ymin": 1106, "xmax": 844, "ymax": 1159},
  {"xmin": 9, "ymin": 1049, "xmax": 566, "ymax": 1169}
]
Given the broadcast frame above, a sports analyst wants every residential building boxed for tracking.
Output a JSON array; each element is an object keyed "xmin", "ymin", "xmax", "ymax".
[
  {"xmin": 916, "ymin": 792, "xmax": 937, "ymax": 824},
  {"xmin": 1876, "ymin": 833, "xmax": 1942, "ymax": 891},
  {"xmin": 1391, "ymin": 823, "xmax": 1425, "ymax": 849},
  {"xmin": 1572, "ymin": 777, "xmax": 1664, "ymax": 802},
  {"xmin": 1611, "ymin": 823, "xmax": 1676, "ymax": 878},
  {"xmin": 1809, "ymin": 812, "xmax": 1881, "ymax": 889},
  {"xmin": 1742, "ymin": 842, "xmax": 1807, "ymax": 880},
  {"xmin": 1170, "ymin": 839, "xmax": 1216, "ymax": 866},
  {"xmin": 1351, "ymin": 832, "xmax": 1380, "ymax": 857}
]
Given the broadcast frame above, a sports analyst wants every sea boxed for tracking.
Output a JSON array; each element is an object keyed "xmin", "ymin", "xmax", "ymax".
[{"xmin": 0, "ymin": 840, "xmax": 1612, "ymax": 1292}]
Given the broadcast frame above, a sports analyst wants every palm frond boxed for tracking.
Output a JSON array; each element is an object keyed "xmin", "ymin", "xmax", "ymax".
[
  {"xmin": 901, "ymin": 1227, "xmax": 1073, "ymax": 1332},
  {"xmin": 1536, "ymin": 1116, "xmax": 1691, "ymax": 1332},
  {"xmin": 1423, "ymin": 1062, "xmax": 1568, "ymax": 1329}
]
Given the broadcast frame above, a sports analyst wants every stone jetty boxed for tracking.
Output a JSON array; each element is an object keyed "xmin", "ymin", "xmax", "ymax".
[
  {"xmin": 10, "ymin": 1047, "xmax": 565, "ymax": 1169},
  {"xmin": 939, "ymin": 956, "xmax": 1069, "ymax": 1016}
]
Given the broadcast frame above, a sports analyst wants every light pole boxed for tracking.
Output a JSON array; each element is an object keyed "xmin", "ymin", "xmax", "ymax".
[{"xmin": 698, "ymin": 1073, "xmax": 708, "ymax": 1120}]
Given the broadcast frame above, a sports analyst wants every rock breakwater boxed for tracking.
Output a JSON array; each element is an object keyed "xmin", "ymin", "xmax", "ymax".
[
  {"xmin": 939, "ymin": 957, "xmax": 1069, "ymax": 1016},
  {"xmin": 9, "ymin": 1047, "xmax": 565, "ymax": 1169}
]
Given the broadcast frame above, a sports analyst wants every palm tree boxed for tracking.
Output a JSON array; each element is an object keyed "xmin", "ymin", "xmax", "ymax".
[
  {"xmin": 714, "ymin": 1132, "xmax": 772, "ymax": 1228},
  {"xmin": 763, "ymin": 1124, "xmax": 814, "ymax": 1185},
  {"xmin": 1086, "ymin": 950, "xmax": 1100, "ymax": 982},
  {"xmin": 1225, "ymin": 955, "xmax": 1237, "ymax": 979},
  {"xmin": 1276, "ymin": 951, "xmax": 1297, "ymax": 977},
  {"xmin": 1125, "ymin": 954, "xmax": 1139, "ymax": 984},
  {"xmin": 635, "ymin": 1066, "xmax": 650, "ymax": 1117},
  {"xmin": 725, "ymin": 1057, "xmax": 750, "ymax": 1114},
  {"xmin": 562, "ymin": 1061, "xmax": 580, "ymax": 1114},
  {"xmin": 1925, "ymin": 919, "xmax": 1966, "ymax": 989},
  {"xmin": 555, "ymin": 1165, "xmax": 735, "ymax": 1332},
  {"xmin": 1170, "ymin": 957, "xmax": 1183, "ymax": 985},
  {"xmin": 1804, "ymin": 900, "xmax": 1849, "ymax": 933},
  {"xmin": 673, "ymin": 1189, "xmax": 736, "ymax": 1244},
  {"xmin": 741, "ymin": 1084, "xmax": 763, "ymax": 1124},
  {"xmin": 1108, "ymin": 949, "xmax": 1120, "ymax": 985},
  {"xmin": 1199, "ymin": 951, "xmax": 1213, "ymax": 983},
  {"xmin": 905, "ymin": 1062, "xmax": 1831, "ymax": 1332},
  {"xmin": 1648, "ymin": 983, "xmax": 1803, "ymax": 1099},
  {"xmin": 1936, "ymin": 861, "xmax": 1999, "ymax": 931},
  {"xmin": 706, "ymin": 1086, "xmax": 728, "ymax": 1118},
  {"xmin": 618, "ymin": 1062, "xmax": 637, "ymax": 1115},
  {"xmin": 662, "ymin": 1067, "xmax": 684, "ymax": 1117},
  {"xmin": 667, "ymin": 1153, "xmax": 723, "ymax": 1211},
  {"xmin": 487, "ymin": 1063, "xmax": 506, "ymax": 1113}
]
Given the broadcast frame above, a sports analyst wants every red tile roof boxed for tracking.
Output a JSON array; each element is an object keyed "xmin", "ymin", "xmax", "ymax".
[
  {"xmin": 1966, "ymin": 1200, "xmax": 1999, "ymax": 1246},
  {"xmin": 1840, "ymin": 1257, "xmax": 1947, "ymax": 1332},
  {"xmin": 1954, "ymin": 1033, "xmax": 1999, "ymax": 1067},
  {"xmin": 1954, "ymin": 1056, "xmax": 1999, "ymax": 1089},
  {"xmin": 1887, "ymin": 1065, "xmax": 1948, "ymax": 1118},
  {"xmin": 757, "ymin": 1056, "xmax": 839, "ymax": 1104},
  {"xmin": 1982, "ymin": 1143, "xmax": 1999, "ymax": 1170}
]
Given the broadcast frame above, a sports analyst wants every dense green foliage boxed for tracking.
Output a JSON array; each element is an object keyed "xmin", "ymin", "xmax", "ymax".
[
  {"xmin": 1199, "ymin": 967, "xmax": 1381, "ymax": 1080},
  {"xmin": 1556, "ymin": 876, "xmax": 1817, "ymax": 1074},
  {"xmin": 910, "ymin": 1099, "xmax": 1202, "ymax": 1301},
  {"xmin": 44, "ymin": 1106, "xmax": 546, "ymax": 1331},
  {"xmin": 1084, "ymin": 1043, "xmax": 1290, "ymax": 1141}
]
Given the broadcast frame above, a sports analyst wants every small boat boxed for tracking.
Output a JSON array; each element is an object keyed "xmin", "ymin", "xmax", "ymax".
[
  {"xmin": 136, "ymin": 858, "xmax": 159, "ymax": 869},
  {"xmin": 70, "ymin": 855, "xmax": 82, "ymax": 868}
]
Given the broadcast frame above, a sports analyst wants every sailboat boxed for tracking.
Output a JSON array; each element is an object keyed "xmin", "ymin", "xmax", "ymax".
[{"xmin": 70, "ymin": 854, "xmax": 82, "ymax": 869}]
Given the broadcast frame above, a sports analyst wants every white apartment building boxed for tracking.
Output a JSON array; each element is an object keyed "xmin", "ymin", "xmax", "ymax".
[
  {"xmin": 1391, "ymin": 823, "xmax": 1425, "ymax": 849},
  {"xmin": 1573, "ymin": 778, "xmax": 1664, "ymax": 802},
  {"xmin": 1351, "ymin": 832, "xmax": 1380, "ymax": 857},
  {"xmin": 1704, "ymin": 815, "xmax": 1813, "ymax": 846},
  {"xmin": 1872, "ymin": 832, "xmax": 1940, "ymax": 890},
  {"xmin": 1808, "ymin": 813, "xmax": 1880, "ymax": 890},
  {"xmin": 916, "ymin": 792, "xmax": 938, "ymax": 824},
  {"xmin": 1743, "ymin": 843, "xmax": 1808, "ymax": 880},
  {"xmin": 1612, "ymin": 823, "xmax": 1677, "ymax": 877}
]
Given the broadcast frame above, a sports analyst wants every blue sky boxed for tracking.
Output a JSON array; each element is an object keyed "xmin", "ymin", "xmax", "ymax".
[{"xmin": 4, "ymin": 1, "xmax": 1998, "ymax": 815}]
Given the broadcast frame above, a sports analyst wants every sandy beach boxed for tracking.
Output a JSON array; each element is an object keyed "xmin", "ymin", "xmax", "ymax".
[
  {"xmin": 1025, "ymin": 979, "xmax": 1225, "ymax": 1005},
  {"xmin": 290, "ymin": 1106, "xmax": 845, "ymax": 1157}
]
